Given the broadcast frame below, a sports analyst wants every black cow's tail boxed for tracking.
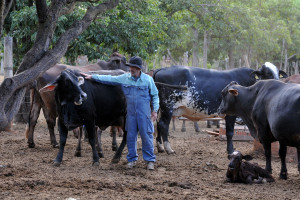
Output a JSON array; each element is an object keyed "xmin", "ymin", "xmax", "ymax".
[{"xmin": 155, "ymin": 82, "xmax": 187, "ymax": 90}]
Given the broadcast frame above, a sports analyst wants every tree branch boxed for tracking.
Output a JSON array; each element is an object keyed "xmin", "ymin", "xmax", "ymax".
[
  {"xmin": 0, "ymin": 0, "xmax": 120, "ymax": 130},
  {"xmin": 36, "ymin": 0, "xmax": 48, "ymax": 23},
  {"xmin": 0, "ymin": 0, "xmax": 13, "ymax": 37}
]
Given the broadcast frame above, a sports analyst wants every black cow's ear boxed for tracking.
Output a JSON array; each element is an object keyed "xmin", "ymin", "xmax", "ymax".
[
  {"xmin": 78, "ymin": 76, "xmax": 84, "ymax": 86},
  {"xmin": 242, "ymin": 155, "xmax": 253, "ymax": 161},
  {"xmin": 279, "ymin": 70, "xmax": 288, "ymax": 78},
  {"xmin": 250, "ymin": 71, "xmax": 261, "ymax": 80},
  {"xmin": 228, "ymin": 89, "xmax": 238, "ymax": 96}
]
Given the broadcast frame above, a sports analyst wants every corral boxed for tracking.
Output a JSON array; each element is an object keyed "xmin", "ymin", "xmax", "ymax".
[{"xmin": 0, "ymin": 117, "xmax": 299, "ymax": 199}]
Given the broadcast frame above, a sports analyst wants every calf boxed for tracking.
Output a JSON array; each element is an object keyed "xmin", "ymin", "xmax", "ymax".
[
  {"xmin": 40, "ymin": 69, "xmax": 127, "ymax": 166},
  {"xmin": 218, "ymin": 80, "xmax": 300, "ymax": 179},
  {"xmin": 226, "ymin": 150, "xmax": 274, "ymax": 184}
]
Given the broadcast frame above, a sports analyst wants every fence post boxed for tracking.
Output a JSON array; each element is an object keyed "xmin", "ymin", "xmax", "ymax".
[{"xmin": 4, "ymin": 36, "xmax": 13, "ymax": 79}]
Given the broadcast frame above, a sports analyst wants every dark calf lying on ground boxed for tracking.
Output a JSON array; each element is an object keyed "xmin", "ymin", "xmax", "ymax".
[{"xmin": 226, "ymin": 150, "xmax": 274, "ymax": 184}]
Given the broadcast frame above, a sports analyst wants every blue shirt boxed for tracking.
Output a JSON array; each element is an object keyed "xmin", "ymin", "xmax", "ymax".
[{"xmin": 91, "ymin": 72, "xmax": 159, "ymax": 112}]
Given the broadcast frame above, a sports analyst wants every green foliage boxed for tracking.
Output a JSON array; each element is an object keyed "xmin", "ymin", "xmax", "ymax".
[{"xmin": 2, "ymin": 0, "xmax": 300, "ymax": 70}]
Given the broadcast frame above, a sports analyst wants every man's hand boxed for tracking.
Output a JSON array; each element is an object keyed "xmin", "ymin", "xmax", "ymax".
[
  {"xmin": 80, "ymin": 72, "xmax": 92, "ymax": 79},
  {"xmin": 151, "ymin": 111, "xmax": 157, "ymax": 122}
]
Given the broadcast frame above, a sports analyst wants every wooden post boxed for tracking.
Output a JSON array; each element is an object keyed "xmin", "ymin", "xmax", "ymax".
[
  {"xmin": 3, "ymin": 36, "xmax": 13, "ymax": 79},
  {"xmin": 0, "ymin": 53, "xmax": 3, "ymax": 75}
]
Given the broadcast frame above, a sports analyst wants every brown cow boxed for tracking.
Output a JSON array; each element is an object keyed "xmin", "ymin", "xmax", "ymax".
[
  {"xmin": 25, "ymin": 53, "xmax": 128, "ymax": 153},
  {"xmin": 283, "ymin": 74, "xmax": 300, "ymax": 84}
]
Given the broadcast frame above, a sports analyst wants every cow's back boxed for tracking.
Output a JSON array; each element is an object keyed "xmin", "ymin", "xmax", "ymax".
[
  {"xmin": 154, "ymin": 66, "xmax": 255, "ymax": 114},
  {"xmin": 252, "ymin": 80, "xmax": 300, "ymax": 145}
]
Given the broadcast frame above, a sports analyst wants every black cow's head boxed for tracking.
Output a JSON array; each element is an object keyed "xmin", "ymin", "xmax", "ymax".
[
  {"xmin": 39, "ymin": 69, "xmax": 87, "ymax": 106},
  {"xmin": 218, "ymin": 81, "xmax": 239, "ymax": 117},
  {"xmin": 227, "ymin": 150, "xmax": 253, "ymax": 181},
  {"xmin": 251, "ymin": 62, "xmax": 288, "ymax": 81},
  {"xmin": 39, "ymin": 70, "xmax": 88, "ymax": 130}
]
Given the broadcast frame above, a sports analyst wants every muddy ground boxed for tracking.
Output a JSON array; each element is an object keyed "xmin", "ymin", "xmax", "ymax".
[{"xmin": 0, "ymin": 117, "xmax": 300, "ymax": 200}]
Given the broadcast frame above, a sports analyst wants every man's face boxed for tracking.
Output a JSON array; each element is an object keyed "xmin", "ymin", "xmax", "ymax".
[{"xmin": 129, "ymin": 66, "xmax": 141, "ymax": 78}]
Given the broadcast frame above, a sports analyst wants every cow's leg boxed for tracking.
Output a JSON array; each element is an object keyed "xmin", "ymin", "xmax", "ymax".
[
  {"xmin": 172, "ymin": 116, "xmax": 176, "ymax": 131},
  {"xmin": 74, "ymin": 126, "xmax": 83, "ymax": 157},
  {"xmin": 25, "ymin": 89, "xmax": 42, "ymax": 148},
  {"xmin": 297, "ymin": 147, "xmax": 300, "ymax": 174},
  {"xmin": 111, "ymin": 126, "xmax": 118, "ymax": 151},
  {"xmin": 157, "ymin": 112, "xmax": 174, "ymax": 154},
  {"xmin": 112, "ymin": 130, "xmax": 127, "ymax": 163},
  {"xmin": 53, "ymin": 121, "xmax": 68, "ymax": 166},
  {"xmin": 181, "ymin": 119, "xmax": 186, "ymax": 132},
  {"xmin": 207, "ymin": 120, "xmax": 212, "ymax": 128},
  {"xmin": 262, "ymin": 142, "xmax": 272, "ymax": 174},
  {"xmin": 85, "ymin": 124, "xmax": 99, "ymax": 166},
  {"xmin": 225, "ymin": 116, "xmax": 237, "ymax": 154},
  {"xmin": 216, "ymin": 120, "xmax": 220, "ymax": 128},
  {"xmin": 42, "ymin": 106, "xmax": 58, "ymax": 148},
  {"xmin": 279, "ymin": 142, "xmax": 288, "ymax": 180},
  {"xmin": 117, "ymin": 127, "xmax": 124, "ymax": 137},
  {"xmin": 194, "ymin": 122, "xmax": 200, "ymax": 132},
  {"xmin": 95, "ymin": 127, "xmax": 104, "ymax": 158}
]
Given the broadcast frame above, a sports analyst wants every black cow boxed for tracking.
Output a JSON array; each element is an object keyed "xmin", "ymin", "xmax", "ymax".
[
  {"xmin": 226, "ymin": 150, "xmax": 274, "ymax": 184},
  {"xmin": 25, "ymin": 52, "xmax": 127, "ymax": 149},
  {"xmin": 40, "ymin": 69, "xmax": 127, "ymax": 166},
  {"xmin": 218, "ymin": 80, "xmax": 300, "ymax": 179},
  {"xmin": 153, "ymin": 63, "xmax": 287, "ymax": 154}
]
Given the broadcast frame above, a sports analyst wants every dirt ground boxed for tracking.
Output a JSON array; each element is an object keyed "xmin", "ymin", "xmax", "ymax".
[{"xmin": 1, "ymin": 117, "xmax": 300, "ymax": 200}]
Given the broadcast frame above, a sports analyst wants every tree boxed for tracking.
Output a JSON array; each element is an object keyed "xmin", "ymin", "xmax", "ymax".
[
  {"xmin": 0, "ymin": 0, "xmax": 119, "ymax": 131},
  {"xmin": 0, "ymin": 0, "xmax": 14, "ymax": 37}
]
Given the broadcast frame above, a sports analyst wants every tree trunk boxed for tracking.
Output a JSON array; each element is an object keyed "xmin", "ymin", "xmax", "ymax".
[
  {"xmin": 203, "ymin": 30, "xmax": 208, "ymax": 69},
  {"xmin": 293, "ymin": 62, "xmax": 299, "ymax": 75},
  {"xmin": 0, "ymin": 0, "xmax": 14, "ymax": 37},
  {"xmin": 0, "ymin": 0, "xmax": 120, "ymax": 131},
  {"xmin": 225, "ymin": 58, "xmax": 229, "ymax": 70},
  {"xmin": 284, "ymin": 48, "xmax": 288, "ymax": 73},
  {"xmin": 14, "ymin": 88, "xmax": 30, "ymax": 123},
  {"xmin": 183, "ymin": 51, "xmax": 188, "ymax": 66},
  {"xmin": 242, "ymin": 54, "xmax": 250, "ymax": 68},
  {"xmin": 228, "ymin": 47, "xmax": 234, "ymax": 69},
  {"xmin": 280, "ymin": 39, "xmax": 285, "ymax": 70},
  {"xmin": 192, "ymin": 27, "xmax": 199, "ymax": 67}
]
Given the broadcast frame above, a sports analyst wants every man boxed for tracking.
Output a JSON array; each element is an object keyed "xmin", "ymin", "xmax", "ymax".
[{"xmin": 81, "ymin": 56, "xmax": 159, "ymax": 170}]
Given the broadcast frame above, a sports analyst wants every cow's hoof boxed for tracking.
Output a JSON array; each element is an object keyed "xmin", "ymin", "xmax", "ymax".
[
  {"xmin": 93, "ymin": 161, "xmax": 100, "ymax": 166},
  {"xmin": 98, "ymin": 152, "xmax": 104, "ymax": 158},
  {"xmin": 157, "ymin": 148, "xmax": 165, "ymax": 153},
  {"xmin": 74, "ymin": 151, "xmax": 81, "ymax": 157},
  {"xmin": 111, "ymin": 157, "xmax": 120, "ymax": 163},
  {"xmin": 52, "ymin": 143, "xmax": 59, "ymax": 148},
  {"xmin": 53, "ymin": 161, "xmax": 61, "ymax": 167},
  {"xmin": 181, "ymin": 128, "xmax": 186, "ymax": 132},
  {"xmin": 166, "ymin": 150, "xmax": 176, "ymax": 155},
  {"xmin": 112, "ymin": 145, "xmax": 118, "ymax": 151},
  {"xmin": 28, "ymin": 142, "xmax": 35, "ymax": 148},
  {"xmin": 157, "ymin": 142, "xmax": 165, "ymax": 153},
  {"xmin": 280, "ymin": 172, "xmax": 288, "ymax": 180},
  {"xmin": 164, "ymin": 142, "xmax": 175, "ymax": 155}
]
